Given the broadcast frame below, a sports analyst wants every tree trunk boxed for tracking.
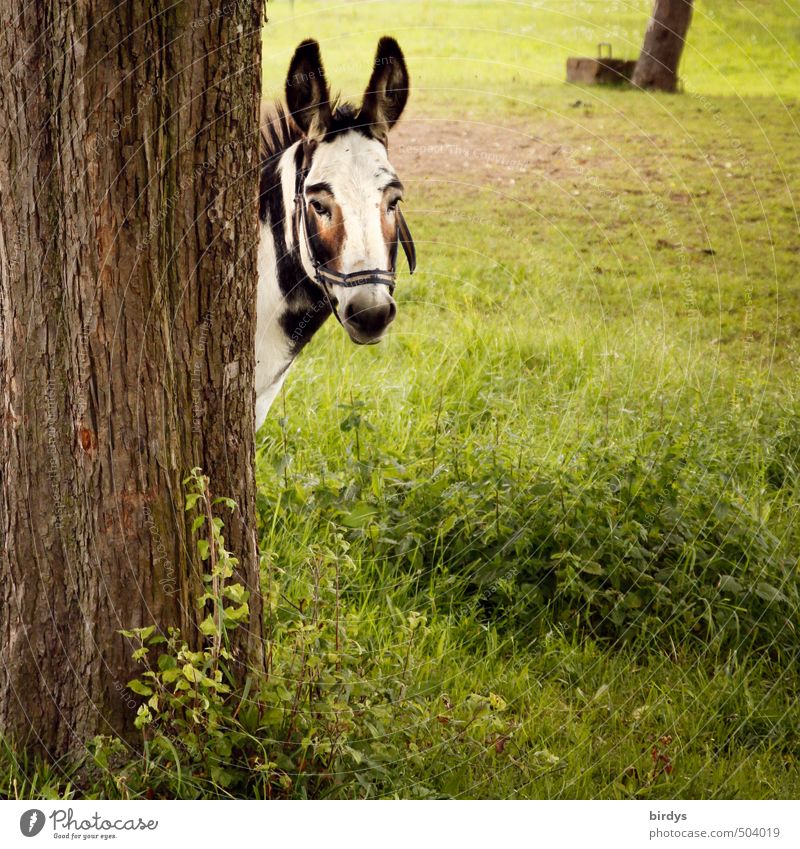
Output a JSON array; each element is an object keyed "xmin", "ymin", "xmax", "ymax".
[
  {"xmin": 0, "ymin": 0, "xmax": 264, "ymax": 758},
  {"xmin": 633, "ymin": 0, "xmax": 694, "ymax": 92}
]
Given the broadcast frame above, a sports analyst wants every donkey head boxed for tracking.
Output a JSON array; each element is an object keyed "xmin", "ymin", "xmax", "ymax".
[{"xmin": 286, "ymin": 37, "xmax": 414, "ymax": 345}]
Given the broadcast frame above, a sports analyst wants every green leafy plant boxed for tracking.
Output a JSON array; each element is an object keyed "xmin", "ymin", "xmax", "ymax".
[{"xmin": 115, "ymin": 470, "xmax": 522, "ymax": 798}]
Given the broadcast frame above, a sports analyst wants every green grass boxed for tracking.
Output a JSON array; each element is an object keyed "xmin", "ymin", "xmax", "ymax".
[
  {"xmin": 3, "ymin": 0, "xmax": 799, "ymax": 800},
  {"xmin": 3, "ymin": 628, "xmax": 797, "ymax": 799},
  {"xmin": 252, "ymin": 0, "xmax": 800, "ymax": 798},
  {"xmin": 262, "ymin": 0, "xmax": 800, "ymax": 103}
]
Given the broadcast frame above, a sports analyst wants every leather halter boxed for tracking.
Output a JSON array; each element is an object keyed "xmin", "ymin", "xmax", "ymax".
[{"xmin": 293, "ymin": 156, "xmax": 416, "ymax": 324}]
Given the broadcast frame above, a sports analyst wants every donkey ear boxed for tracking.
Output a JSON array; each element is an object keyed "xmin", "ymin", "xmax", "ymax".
[
  {"xmin": 286, "ymin": 39, "xmax": 332, "ymax": 139},
  {"xmin": 358, "ymin": 37, "xmax": 410, "ymax": 141}
]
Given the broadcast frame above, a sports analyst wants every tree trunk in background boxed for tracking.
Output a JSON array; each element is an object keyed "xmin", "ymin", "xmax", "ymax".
[
  {"xmin": 0, "ymin": 1, "xmax": 264, "ymax": 757},
  {"xmin": 633, "ymin": 0, "xmax": 694, "ymax": 92}
]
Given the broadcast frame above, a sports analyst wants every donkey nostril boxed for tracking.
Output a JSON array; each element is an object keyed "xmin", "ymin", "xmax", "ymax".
[{"xmin": 346, "ymin": 298, "xmax": 396, "ymax": 335}]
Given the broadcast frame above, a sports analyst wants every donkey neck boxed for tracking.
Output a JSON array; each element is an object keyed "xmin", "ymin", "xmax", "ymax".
[{"xmin": 255, "ymin": 141, "xmax": 332, "ymax": 428}]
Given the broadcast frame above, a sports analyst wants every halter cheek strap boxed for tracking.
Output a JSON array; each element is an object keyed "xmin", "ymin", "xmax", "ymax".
[{"xmin": 294, "ymin": 163, "xmax": 416, "ymax": 325}]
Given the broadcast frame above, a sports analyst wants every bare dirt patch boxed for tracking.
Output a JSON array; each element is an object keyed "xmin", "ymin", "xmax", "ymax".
[{"xmin": 390, "ymin": 116, "xmax": 556, "ymax": 189}]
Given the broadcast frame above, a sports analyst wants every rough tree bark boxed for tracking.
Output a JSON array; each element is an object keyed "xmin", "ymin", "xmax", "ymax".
[
  {"xmin": 0, "ymin": 1, "xmax": 264, "ymax": 757},
  {"xmin": 633, "ymin": 0, "xmax": 694, "ymax": 92}
]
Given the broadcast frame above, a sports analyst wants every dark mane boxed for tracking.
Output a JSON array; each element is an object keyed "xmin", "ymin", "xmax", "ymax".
[
  {"xmin": 260, "ymin": 103, "xmax": 302, "ymax": 164},
  {"xmin": 259, "ymin": 104, "xmax": 300, "ymax": 223},
  {"xmin": 324, "ymin": 101, "xmax": 369, "ymax": 138},
  {"xmin": 260, "ymin": 100, "xmax": 370, "ymax": 164}
]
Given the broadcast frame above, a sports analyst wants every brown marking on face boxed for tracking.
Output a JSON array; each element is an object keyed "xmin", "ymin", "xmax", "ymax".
[{"xmin": 310, "ymin": 199, "xmax": 345, "ymax": 272}]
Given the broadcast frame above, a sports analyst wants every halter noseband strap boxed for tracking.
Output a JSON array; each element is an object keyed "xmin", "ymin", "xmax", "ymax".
[{"xmin": 294, "ymin": 160, "xmax": 416, "ymax": 324}]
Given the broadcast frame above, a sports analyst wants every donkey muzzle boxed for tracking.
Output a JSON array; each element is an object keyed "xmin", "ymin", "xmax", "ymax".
[{"xmin": 342, "ymin": 288, "xmax": 397, "ymax": 343}]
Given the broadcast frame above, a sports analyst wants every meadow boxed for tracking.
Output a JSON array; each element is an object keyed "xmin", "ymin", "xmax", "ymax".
[{"xmin": 3, "ymin": 0, "xmax": 798, "ymax": 799}]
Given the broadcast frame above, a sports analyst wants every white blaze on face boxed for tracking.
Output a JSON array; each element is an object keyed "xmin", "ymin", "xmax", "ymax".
[{"xmin": 300, "ymin": 131, "xmax": 402, "ymax": 343}]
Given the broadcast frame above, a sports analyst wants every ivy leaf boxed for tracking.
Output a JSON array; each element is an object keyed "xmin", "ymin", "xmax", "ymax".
[
  {"xmin": 161, "ymin": 667, "xmax": 182, "ymax": 684},
  {"xmin": 199, "ymin": 615, "xmax": 218, "ymax": 637},
  {"xmin": 134, "ymin": 705, "xmax": 152, "ymax": 729},
  {"xmin": 223, "ymin": 583, "xmax": 249, "ymax": 604},
  {"xmin": 158, "ymin": 653, "xmax": 177, "ymax": 672},
  {"xmin": 182, "ymin": 664, "xmax": 203, "ymax": 684},
  {"xmin": 127, "ymin": 679, "xmax": 153, "ymax": 696}
]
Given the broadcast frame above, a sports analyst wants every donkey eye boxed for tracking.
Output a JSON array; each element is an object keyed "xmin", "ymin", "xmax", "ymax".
[{"xmin": 310, "ymin": 199, "xmax": 330, "ymax": 218}]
